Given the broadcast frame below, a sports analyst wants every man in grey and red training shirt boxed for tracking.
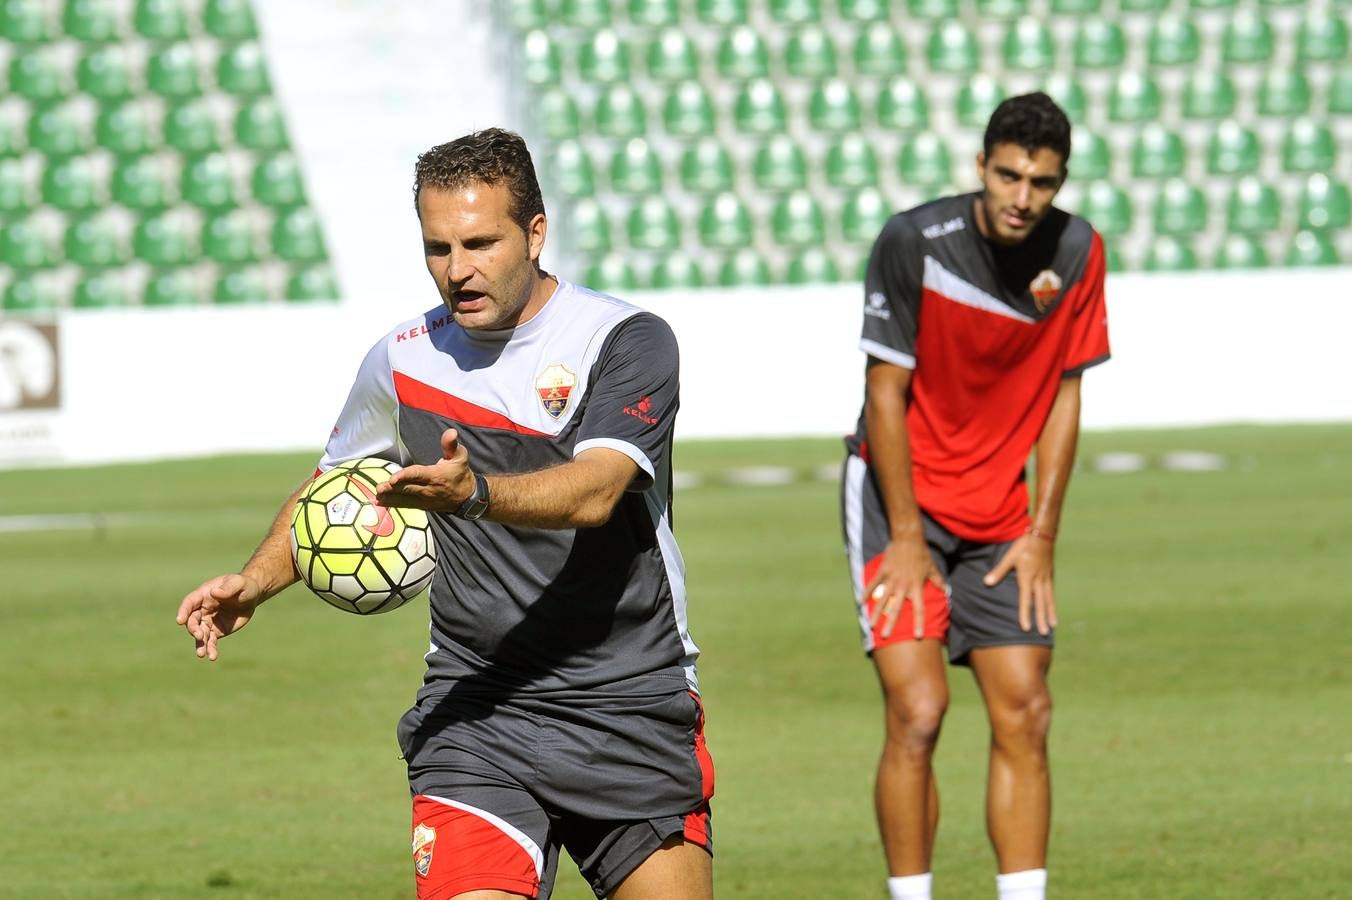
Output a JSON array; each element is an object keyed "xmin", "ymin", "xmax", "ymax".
[
  {"xmin": 177, "ymin": 128, "xmax": 714, "ymax": 900},
  {"xmin": 841, "ymin": 93, "xmax": 1109, "ymax": 900}
]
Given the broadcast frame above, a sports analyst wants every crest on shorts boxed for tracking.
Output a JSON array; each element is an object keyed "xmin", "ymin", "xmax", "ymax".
[
  {"xmin": 1029, "ymin": 269, "xmax": 1062, "ymax": 312},
  {"xmin": 536, "ymin": 364, "xmax": 576, "ymax": 420},
  {"xmin": 412, "ymin": 822, "xmax": 436, "ymax": 877}
]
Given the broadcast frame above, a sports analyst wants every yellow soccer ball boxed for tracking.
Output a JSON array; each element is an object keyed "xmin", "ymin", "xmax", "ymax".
[{"xmin": 289, "ymin": 457, "xmax": 437, "ymax": 614}]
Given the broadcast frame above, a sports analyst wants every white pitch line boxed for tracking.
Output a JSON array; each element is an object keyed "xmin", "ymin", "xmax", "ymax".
[
  {"xmin": 0, "ymin": 512, "xmax": 151, "ymax": 533},
  {"xmin": 1159, "ymin": 451, "xmax": 1228, "ymax": 472},
  {"xmin": 723, "ymin": 465, "xmax": 797, "ymax": 486}
]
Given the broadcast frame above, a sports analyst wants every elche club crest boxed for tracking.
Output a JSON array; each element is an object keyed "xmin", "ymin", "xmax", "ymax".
[
  {"xmin": 412, "ymin": 822, "xmax": 436, "ymax": 877},
  {"xmin": 536, "ymin": 364, "xmax": 577, "ymax": 419},
  {"xmin": 1028, "ymin": 269, "xmax": 1062, "ymax": 312}
]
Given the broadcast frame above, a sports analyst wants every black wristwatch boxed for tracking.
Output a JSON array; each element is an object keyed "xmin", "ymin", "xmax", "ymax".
[{"xmin": 454, "ymin": 472, "xmax": 490, "ymax": 521}]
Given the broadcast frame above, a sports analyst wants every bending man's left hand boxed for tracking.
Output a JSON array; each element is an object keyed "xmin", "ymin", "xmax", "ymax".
[
  {"xmin": 375, "ymin": 428, "xmax": 474, "ymax": 512},
  {"xmin": 984, "ymin": 534, "xmax": 1057, "ymax": 636}
]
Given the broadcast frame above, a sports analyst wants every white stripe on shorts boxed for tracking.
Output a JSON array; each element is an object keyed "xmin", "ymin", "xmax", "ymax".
[
  {"xmin": 422, "ymin": 794, "xmax": 546, "ymax": 879},
  {"xmin": 842, "ymin": 454, "xmax": 875, "ymax": 653}
]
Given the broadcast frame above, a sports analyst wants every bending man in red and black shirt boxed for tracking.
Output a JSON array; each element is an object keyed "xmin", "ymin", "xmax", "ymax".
[{"xmin": 841, "ymin": 93, "xmax": 1110, "ymax": 900}]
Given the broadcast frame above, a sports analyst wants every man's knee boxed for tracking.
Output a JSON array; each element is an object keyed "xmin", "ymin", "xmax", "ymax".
[
  {"xmin": 990, "ymin": 686, "xmax": 1052, "ymax": 750},
  {"xmin": 883, "ymin": 691, "xmax": 949, "ymax": 753}
]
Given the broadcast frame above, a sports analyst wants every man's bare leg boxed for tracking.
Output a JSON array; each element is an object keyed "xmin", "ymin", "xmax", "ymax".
[{"xmin": 611, "ymin": 836, "xmax": 713, "ymax": 900}]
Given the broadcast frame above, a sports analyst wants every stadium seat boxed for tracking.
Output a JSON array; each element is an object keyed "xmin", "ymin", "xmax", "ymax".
[
  {"xmin": 0, "ymin": 159, "xmax": 36, "ymax": 215},
  {"xmin": 1051, "ymin": 0, "xmax": 1100, "ymax": 11},
  {"xmin": 1222, "ymin": 11, "xmax": 1275, "ymax": 64},
  {"xmin": 1041, "ymin": 73, "xmax": 1087, "ymax": 125},
  {"xmin": 252, "ymin": 153, "xmax": 306, "ymax": 208},
  {"xmin": 770, "ymin": 0, "xmax": 820, "ymax": 22},
  {"xmin": 876, "ymin": 78, "xmax": 929, "ymax": 131},
  {"xmin": 97, "ymin": 102, "xmax": 155, "ymax": 156},
  {"xmin": 63, "ymin": 0, "xmax": 120, "ymax": 40},
  {"xmin": 696, "ymin": 0, "xmax": 747, "ymax": 25},
  {"xmin": 1108, "ymin": 72, "xmax": 1162, "ymax": 122},
  {"xmin": 898, "ymin": 132, "xmax": 952, "ymax": 188},
  {"xmin": 134, "ymin": 0, "xmax": 189, "ymax": 39},
  {"xmin": 594, "ymin": 84, "xmax": 647, "ymax": 138},
  {"xmin": 551, "ymin": 141, "xmax": 595, "ymax": 197},
  {"xmin": 1298, "ymin": 174, "xmax": 1351, "ymax": 231},
  {"xmin": 584, "ymin": 254, "xmax": 639, "ymax": 293},
  {"xmin": 825, "ymin": 134, "xmax": 880, "ymax": 189},
  {"xmin": 698, "ymin": 192, "xmax": 753, "ymax": 248},
  {"xmin": 0, "ymin": 107, "xmax": 25, "ymax": 157},
  {"xmin": 908, "ymin": 0, "xmax": 958, "ymax": 17},
  {"xmin": 679, "ymin": 139, "xmax": 734, "ymax": 194},
  {"xmin": 1212, "ymin": 233, "xmax": 1269, "ymax": 270},
  {"xmin": 134, "ymin": 211, "xmax": 198, "ymax": 265},
  {"xmin": 1074, "ymin": 21, "xmax": 1127, "ymax": 68},
  {"xmin": 203, "ymin": 209, "xmax": 258, "ymax": 263},
  {"xmin": 718, "ymin": 248, "xmax": 774, "ymax": 286},
  {"xmin": 629, "ymin": 0, "xmax": 679, "ymax": 27},
  {"xmin": 1118, "ymin": 0, "xmax": 1166, "ymax": 11},
  {"xmin": 181, "ymin": 152, "xmax": 236, "ymax": 209},
  {"xmin": 3, "ymin": 0, "xmax": 54, "ymax": 42},
  {"xmin": 840, "ymin": 0, "xmax": 888, "ymax": 20},
  {"xmin": 147, "ymin": 43, "xmax": 202, "ymax": 98},
  {"xmin": 578, "ymin": 30, "xmax": 629, "ymax": 84},
  {"xmin": 1153, "ymin": 179, "xmax": 1208, "ymax": 235},
  {"xmin": 733, "ymin": 79, "xmax": 788, "ymax": 135},
  {"xmin": 1190, "ymin": 0, "xmax": 1237, "ymax": 8},
  {"xmin": 1131, "ymin": 124, "xmax": 1187, "ymax": 178},
  {"xmin": 2, "ymin": 218, "xmax": 60, "ymax": 268},
  {"xmin": 1071, "ymin": 130, "xmax": 1112, "ymax": 181},
  {"xmin": 1257, "ymin": 69, "xmax": 1311, "ymax": 117},
  {"xmin": 559, "ymin": 0, "xmax": 611, "ymax": 28},
  {"xmin": 785, "ymin": 246, "xmax": 840, "ymax": 284},
  {"xmin": 609, "ymin": 138, "xmax": 663, "ymax": 194},
  {"xmin": 840, "ymin": 187, "xmax": 892, "ymax": 244},
  {"xmin": 926, "ymin": 21, "xmax": 978, "ymax": 73},
  {"xmin": 1142, "ymin": 236, "xmax": 1198, "ymax": 272},
  {"xmin": 979, "ymin": 0, "xmax": 1027, "ymax": 15},
  {"xmin": 1284, "ymin": 230, "xmax": 1341, "ymax": 267},
  {"xmin": 663, "ymin": 81, "xmax": 717, "ymax": 136},
  {"xmin": 1080, "ymin": 181, "xmax": 1133, "ymax": 236},
  {"xmin": 1282, "ymin": 119, "xmax": 1336, "ymax": 173},
  {"xmin": 1328, "ymin": 67, "xmax": 1352, "ymax": 115},
  {"xmin": 214, "ymin": 266, "xmax": 271, "ymax": 303},
  {"xmin": 1226, "ymin": 176, "xmax": 1281, "ymax": 233},
  {"xmin": 1101, "ymin": 243, "xmax": 1126, "ymax": 273},
  {"xmin": 65, "ymin": 213, "xmax": 130, "ymax": 268},
  {"xmin": 507, "ymin": 0, "xmax": 547, "ymax": 30},
  {"xmin": 9, "ymin": 49, "xmax": 74, "ymax": 103},
  {"xmin": 216, "ymin": 42, "xmax": 272, "ymax": 96},
  {"xmin": 536, "ymin": 90, "xmax": 580, "ymax": 140},
  {"xmin": 73, "ymin": 272, "xmax": 129, "ymax": 308},
  {"xmin": 718, "ymin": 26, "xmax": 770, "ymax": 80},
  {"xmin": 1003, "ymin": 18, "xmax": 1055, "ymax": 70},
  {"xmin": 649, "ymin": 252, "xmax": 705, "ymax": 289},
  {"xmin": 854, "ymin": 22, "xmax": 907, "ymax": 77},
  {"xmin": 203, "ymin": 0, "xmax": 259, "ymax": 40},
  {"xmin": 1297, "ymin": 10, "xmax": 1348, "ymax": 63},
  {"xmin": 567, "ymin": 199, "xmax": 611, "ymax": 253},
  {"xmin": 1149, "ymin": 16, "xmax": 1200, "ymax": 66},
  {"xmin": 41, "ymin": 155, "xmax": 102, "ymax": 210},
  {"xmin": 112, "ymin": 155, "xmax": 175, "ymax": 210},
  {"xmin": 1181, "ymin": 70, "xmax": 1236, "ymax": 120},
  {"xmin": 235, "ymin": 98, "xmax": 290, "ymax": 151},
  {"xmin": 29, "ymin": 103, "xmax": 93, "ymax": 158},
  {"xmin": 163, "ymin": 100, "xmax": 222, "ymax": 155},
  {"xmin": 646, "ymin": 30, "xmax": 699, "ymax": 82},
  {"xmin": 3, "ymin": 274, "xmax": 61, "ymax": 313},
  {"xmin": 809, "ymin": 80, "xmax": 862, "ymax": 132},
  {"xmin": 785, "ymin": 26, "xmax": 837, "ymax": 79},
  {"xmin": 753, "ymin": 136, "xmax": 808, "ymax": 191},
  {"xmin": 286, "ymin": 264, "xmax": 340, "ymax": 302},
  {"xmin": 77, "ymin": 46, "xmax": 137, "ymax": 104},
  {"xmin": 144, "ymin": 267, "xmax": 202, "ymax": 306},
  {"xmin": 957, "ymin": 75, "xmax": 1005, "ymax": 129},
  {"xmin": 521, "ymin": 31, "xmax": 561, "ymax": 86},
  {"xmin": 771, "ymin": 190, "xmax": 826, "ymax": 246},
  {"xmin": 625, "ymin": 196, "xmax": 681, "ymax": 251},
  {"xmin": 273, "ymin": 209, "xmax": 328, "ymax": 263}
]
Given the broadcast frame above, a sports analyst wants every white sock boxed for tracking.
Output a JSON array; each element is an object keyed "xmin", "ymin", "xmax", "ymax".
[
  {"xmin": 888, "ymin": 872, "xmax": 932, "ymax": 900},
  {"xmin": 996, "ymin": 868, "xmax": 1047, "ymax": 900}
]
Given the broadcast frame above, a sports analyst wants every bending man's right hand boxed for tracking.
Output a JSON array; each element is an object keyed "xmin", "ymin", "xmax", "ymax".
[
  {"xmin": 864, "ymin": 532, "xmax": 946, "ymax": 641},
  {"xmin": 176, "ymin": 574, "xmax": 262, "ymax": 661}
]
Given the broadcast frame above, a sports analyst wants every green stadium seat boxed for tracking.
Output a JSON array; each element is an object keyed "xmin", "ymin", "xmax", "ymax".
[
  {"xmin": 1051, "ymin": 0, "xmax": 1101, "ymax": 12},
  {"xmin": 0, "ymin": 107, "xmax": 26, "ymax": 157},
  {"xmin": 629, "ymin": 0, "xmax": 678, "ymax": 26},
  {"xmin": 785, "ymin": 246, "xmax": 840, "ymax": 284},
  {"xmin": 663, "ymin": 80, "xmax": 717, "ymax": 136},
  {"xmin": 97, "ymin": 101, "xmax": 155, "ymax": 156},
  {"xmin": 854, "ymin": 22, "xmax": 907, "ymax": 77},
  {"xmin": 1222, "ymin": 11, "xmax": 1275, "ymax": 64},
  {"xmin": 252, "ymin": 153, "xmax": 306, "ymax": 208},
  {"xmin": 65, "ymin": 213, "xmax": 130, "ymax": 267},
  {"xmin": 1285, "ymin": 230, "xmax": 1340, "ymax": 267},
  {"xmin": 9, "ymin": 49, "xmax": 74, "ymax": 103},
  {"xmin": 1070, "ymin": 130, "xmax": 1112, "ymax": 181},
  {"xmin": 927, "ymin": 21, "xmax": 978, "ymax": 73},
  {"xmin": 733, "ymin": 79, "xmax": 788, "ymax": 135},
  {"xmin": 753, "ymin": 135, "xmax": 808, "ymax": 191},
  {"xmin": 594, "ymin": 84, "xmax": 647, "ymax": 138},
  {"xmin": 585, "ymin": 254, "xmax": 639, "ymax": 294},
  {"xmin": 216, "ymin": 42, "xmax": 272, "ymax": 96},
  {"xmin": 1257, "ymin": 69, "xmax": 1311, "ymax": 117},
  {"xmin": 698, "ymin": 192, "xmax": 753, "ymax": 248},
  {"xmin": 1149, "ymin": 16, "xmax": 1200, "ymax": 66},
  {"xmin": 1131, "ymin": 124, "xmax": 1186, "ymax": 178},
  {"xmin": 536, "ymin": 90, "xmax": 580, "ymax": 140},
  {"xmin": 134, "ymin": 211, "xmax": 198, "ymax": 265},
  {"xmin": 1075, "ymin": 20, "xmax": 1127, "ymax": 68},
  {"xmin": 3, "ymin": 0, "xmax": 54, "ymax": 42},
  {"xmin": 507, "ymin": 0, "xmax": 547, "ymax": 30},
  {"xmin": 625, "ymin": 196, "xmax": 681, "ymax": 251},
  {"xmin": 679, "ymin": 138, "xmax": 734, "ymax": 194},
  {"xmin": 112, "ymin": 154, "xmax": 175, "ymax": 210},
  {"xmin": 1041, "ymin": 73, "xmax": 1086, "ymax": 125},
  {"xmin": 771, "ymin": 190, "xmax": 825, "ymax": 247},
  {"xmin": 134, "ymin": 0, "xmax": 189, "ymax": 39},
  {"xmin": 1003, "ymin": 18, "xmax": 1055, "ymax": 70},
  {"xmin": 1101, "ymin": 243, "xmax": 1126, "ymax": 273},
  {"xmin": 551, "ymin": 140, "xmax": 595, "ymax": 197},
  {"xmin": 650, "ymin": 252, "xmax": 704, "ymax": 289},
  {"xmin": 1226, "ymin": 176, "xmax": 1281, "ymax": 234},
  {"xmin": 609, "ymin": 138, "xmax": 663, "ymax": 194},
  {"xmin": 908, "ymin": 0, "xmax": 957, "ymax": 16},
  {"xmin": 147, "ymin": 43, "xmax": 202, "ymax": 98},
  {"xmin": 3, "ymin": 273, "xmax": 61, "ymax": 313},
  {"xmin": 214, "ymin": 266, "xmax": 271, "ymax": 303},
  {"xmin": 1212, "ymin": 233, "xmax": 1269, "ymax": 270},
  {"xmin": 718, "ymin": 26, "xmax": 769, "ymax": 80},
  {"xmin": 203, "ymin": 209, "xmax": 258, "ymax": 263},
  {"xmin": 1118, "ymin": 0, "xmax": 1167, "ymax": 11},
  {"xmin": 769, "ymin": 0, "xmax": 821, "ymax": 22},
  {"xmin": 1108, "ymin": 72, "xmax": 1162, "ymax": 122},
  {"xmin": 568, "ymin": 199, "xmax": 611, "ymax": 253},
  {"xmin": 203, "ymin": 0, "xmax": 259, "ymax": 40},
  {"xmin": 1181, "ymin": 70, "xmax": 1236, "ymax": 120},
  {"xmin": 1080, "ymin": 181, "xmax": 1133, "ymax": 236},
  {"xmin": 559, "ymin": 0, "xmax": 611, "ymax": 27},
  {"xmin": 77, "ymin": 46, "xmax": 137, "ymax": 104},
  {"xmin": 840, "ymin": 0, "xmax": 888, "ymax": 20},
  {"xmin": 1282, "ymin": 119, "xmax": 1337, "ymax": 173},
  {"xmin": 1297, "ymin": 10, "xmax": 1348, "ymax": 63},
  {"xmin": 898, "ymin": 132, "xmax": 951, "ymax": 188},
  {"xmin": 1189, "ymin": 0, "xmax": 1235, "ymax": 8},
  {"xmin": 1328, "ymin": 67, "xmax": 1352, "ymax": 115},
  {"xmin": 646, "ymin": 30, "xmax": 698, "ymax": 82},
  {"xmin": 29, "ymin": 103, "xmax": 93, "ymax": 158},
  {"xmin": 809, "ymin": 80, "xmax": 861, "ymax": 132},
  {"xmin": 1298, "ymin": 174, "xmax": 1351, "ymax": 231},
  {"xmin": 521, "ymin": 31, "xmax": 561, "ymax": 86},
  {"xmin": 65, "ymin": 0, "xmax": 123, "ymax": 43},
  {"xmin": 235, "ymin": 98, "xmax": 290, "ymax": 151},
  {"xmin": 957, "ymin": 75, "xmax": 1005, "ymax": 129},
  {"xmin": 144, "ymin": 267, "xmax": 202, "ymax": 306},
  {"xmin": 578, "ymin": 30, "xmax": 630, "ymax": 84},
  {"xmin": 41, "ymin": 155, "xmax": 103, "ymax": 210},
  {"xmin": 73, "ymin": 272, "xmax": 129, "ymax": 308},
  {"xmin": 840, "ymin": 187, "xmax": 891, "ymax": 244},
  {"xmin": 718, "ymin": 248, "xmax": 773, "ymax": 287},
  {"xmin": 1258, "ymin": 0, "xmax": 1304, "ymax": 7},
  {"xmin": 2, "ymin": 218, "xmax": 61, "ymax": 268},
  {"xmin": 1153, "ymin": 179, "xmax": 1207, "ymax": 235},
  {"xmin": 786, "ymin": 26, "xmax": 836, "ymax": 79},
  {"xmin": 696, "ymin": 0, "xmax": 747, "ymax": 25},
  {"xmin": 286, "ymin": 264, "xmax": 340, "ymax": 302},
  {"xmin": 0, "ymin": 159, "xmax": 37, "ymax": 215},
  {"xmin": 164, "ymin": 100, "xmax": 221, "ymax": 155},
  {"xmin": 825, "ymin": 134, "xmax": 879, "ymax": 189},
  {"xmin": 876, "ymin": 78, "xmax": 929, "ymax": 131},
  {"xmin": 979, "ymin": 0, "xmax": 1027, "ymax": 15},
  {"xmin": 1143, "ymin": 236, "xmax": 1197, "ymax": 272}
]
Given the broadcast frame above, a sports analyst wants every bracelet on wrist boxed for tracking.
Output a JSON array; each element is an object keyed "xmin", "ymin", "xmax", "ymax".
[{"xmin": 1027, "ymin": 526, "xmax": 1056, "ymax": 542}]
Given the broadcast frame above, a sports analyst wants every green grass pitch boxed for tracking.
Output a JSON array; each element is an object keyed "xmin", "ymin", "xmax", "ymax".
[{"xmin": 1, "ymin": 425, "xmax": 1349, "ymax": 899}]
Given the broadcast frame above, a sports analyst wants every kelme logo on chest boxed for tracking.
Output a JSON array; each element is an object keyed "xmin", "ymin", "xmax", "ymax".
[
  {"xmin": 1029, "ymin": 269, "xmax": 1062, "ymax": 312},
  {"xmin": 536, "ymin": 363, "xmax": 577, "ymax": 419}
]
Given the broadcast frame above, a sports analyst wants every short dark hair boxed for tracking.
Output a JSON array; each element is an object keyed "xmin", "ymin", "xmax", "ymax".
[
  {"xmin": 983, "ymin": 92, "xmax": 1072, "ymax": 168},
  {"xmin": 413, "ymin": 128, "xmax": 545, "ymax": 232}
]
